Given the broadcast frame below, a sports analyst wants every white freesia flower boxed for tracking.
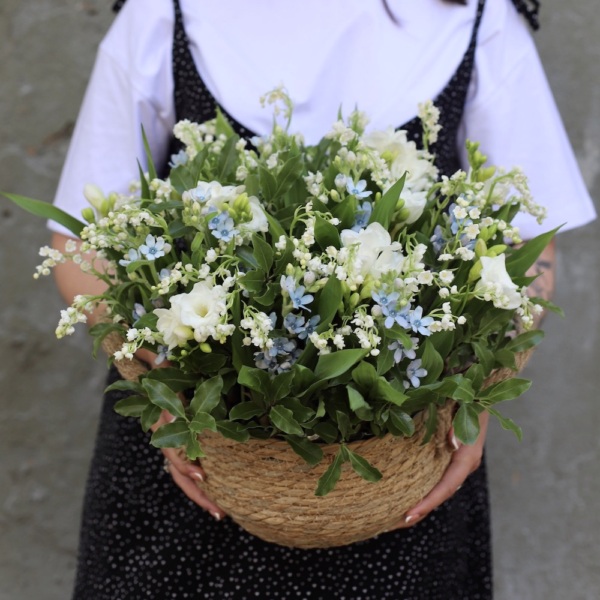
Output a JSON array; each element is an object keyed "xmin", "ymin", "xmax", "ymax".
[
  {"xmin": 154, "ymin": 302, "xmax": 193, "ymax": 350},
  {"xmin": 399, "ymin": 188, "xmax": 427, "ymax": 224},
  {"xmin": 340, "ymin": 222, "xmax": 405, "ymax": 279},
  {"xmin": 363, "ymin": 127, "xmax": 437, "ymax": 190},
  {"xmin": 155, "ymin": 281, "xmax": 229, "ymax": 348},
  {"xmin": 475, "ymin": 255, "xmax": 522, "ymax": 310},
  {"xmin": 239, "ymin": 196, "xmax": 269, "ymax": 234}
]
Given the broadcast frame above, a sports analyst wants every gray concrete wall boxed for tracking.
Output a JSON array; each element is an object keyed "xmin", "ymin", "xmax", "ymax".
[{"xmin": 0, "ymin": 1, "xmax": 598, "ymax": 599}]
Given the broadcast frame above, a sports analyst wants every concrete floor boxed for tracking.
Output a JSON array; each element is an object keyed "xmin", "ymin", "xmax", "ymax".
[{"xmin": 1, "ymin": 1, "xmax": 599, "ymax": 598}]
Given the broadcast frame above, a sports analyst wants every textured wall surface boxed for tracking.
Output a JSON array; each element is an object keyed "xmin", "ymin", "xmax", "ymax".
[{"xmin": 0, "ymin": 1, "xmax": 598, "ymax": 599}]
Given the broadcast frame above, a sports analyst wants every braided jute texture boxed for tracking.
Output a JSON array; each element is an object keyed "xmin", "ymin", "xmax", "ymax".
[{"xmin": 102, "ymin": 332, "xmax": 534, "ymax": 548}]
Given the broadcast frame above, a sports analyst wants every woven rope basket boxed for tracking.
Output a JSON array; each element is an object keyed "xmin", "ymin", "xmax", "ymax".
[{"xmin": 102, "ymin": 331, "xmax": 533, "ymax": 548}]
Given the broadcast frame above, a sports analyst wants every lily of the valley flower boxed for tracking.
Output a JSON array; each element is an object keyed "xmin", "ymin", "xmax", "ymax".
[{"xmin": 475, "ymin": 255, "xmax": 522, "ymax": 310}]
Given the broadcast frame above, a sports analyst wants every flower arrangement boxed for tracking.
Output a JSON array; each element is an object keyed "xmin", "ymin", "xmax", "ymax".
[{"xmin": 6, "ymin": 88, "xmax": 559, "ymax": 496}]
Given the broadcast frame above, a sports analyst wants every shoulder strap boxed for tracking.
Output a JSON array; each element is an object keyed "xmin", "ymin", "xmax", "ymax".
[{"xmin": 512, "ymin": 0, "xmax": 540, "ymax": 31}]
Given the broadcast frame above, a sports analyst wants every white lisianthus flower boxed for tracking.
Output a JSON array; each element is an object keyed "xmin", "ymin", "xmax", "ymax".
[
  {"xmin": 475, "ymin": 255, "xmax": 522, "ymax": 310},
  {"xmin": 202, "ymin": 182, "xmax": 244, "ymax": 212},
  {"xmin": 340, "ymin": 222, "xmax": 405, "ymax": 279}
]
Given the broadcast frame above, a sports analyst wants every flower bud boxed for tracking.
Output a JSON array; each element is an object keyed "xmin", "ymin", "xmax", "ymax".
[
  {"xmin": 474, "ymin": 239, "xmax": 487, "ymax": 258},
  {"xmin": 199, "ymin": 343, "xmax": 212, "ymax": 353},
  {"xmin": 467, "ymin": 260, "xmax": 483, "ymax": 283},
  {"xmin": 81, "ymin": 207, "xmax": 96, "ymax": 223},
  {"xmin": 486, "ymin": 244, "xmax": 508, "ymax": 257},
  {"xmin": 349, "ymin": 292, "xmax": 360, "ymax": 310},
  {"xmin": 83, "ymin": 184, "xmax": 105, "ymax": 212}
]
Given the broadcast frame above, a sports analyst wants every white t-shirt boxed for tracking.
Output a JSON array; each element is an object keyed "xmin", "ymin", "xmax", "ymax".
[{"xmin": 51, "ymin": 0, "xmax": 596, "ymax": 238}]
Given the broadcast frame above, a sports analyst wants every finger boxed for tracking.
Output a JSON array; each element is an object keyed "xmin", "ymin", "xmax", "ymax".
[
  {"xmin": 162, "ymin": 446, "xmax": 207, "ymax": 483},
  {"xmin": 448, "ymin": 426, "xmax": 462, "ymax": 452},
  {"xmin": 166, "ymin": 462, "xmax": 225, "ymax": 519}
]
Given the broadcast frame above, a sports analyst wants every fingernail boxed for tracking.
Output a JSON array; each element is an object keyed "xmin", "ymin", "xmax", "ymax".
[
  {"xmin": 190, "ymin": 471, "xmax": 204, "ymax": 483},
  {"xmin": 211, "ymin": 511, "xmax": 221, "ymax": 521},
  {"xmin": 451, "ymin": 434, "xmax": 460, "ymax": 451},
  {"xmin": 405, "ymin": 514, "xmax": 421, "ymax": 524}
]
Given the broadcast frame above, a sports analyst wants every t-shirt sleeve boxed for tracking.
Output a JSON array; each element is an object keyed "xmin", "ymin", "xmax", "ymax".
[
  {"xmin": 459, "ymin": 2, "xmax": 596, "ymax": 239},
  {"xmin": 50, "ymin": 2, "xmax": 176, "ymax": 237}
]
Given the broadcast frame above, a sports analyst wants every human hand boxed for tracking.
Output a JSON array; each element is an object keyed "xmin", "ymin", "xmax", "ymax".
[
  {"xmin": 137, "ymin": 347, "xmax": 226, "ymax": 521},
  {"xmin": 392, "ymin": 411, "xmax": 489, "ymax": 529}
]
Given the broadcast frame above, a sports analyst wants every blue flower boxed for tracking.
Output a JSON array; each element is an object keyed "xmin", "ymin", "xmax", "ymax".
[
  {"xmin": 388, "ymin": 338, "xmax": 417, "ymax": 364},
  {"xmin": 372, "ymin": 289, "xmax": 400, "ymax": 308},
  {"xmin": 280, "ymin": 275, "xmax": 314, "ymax": 312},
  {"xmin": 208, "ymin": 211, "xmax": 238, "ymax": 242},
  {"xmin": 382, "ymin": 304, "xmax": 411, "ymax": 329},
  {"xmin": 119, "ymin": 248, "xmax": 140, "ymax": 267},
  {"xmin": 139, "ymin": 235, "xmax": 170, "ymax": 261},
  {"xmin": 408, "ymin": 306, "xmax": 434, "ymax": 336},
  {"xmin": 405, "ymin": 359, "xmax": 428, "ymax": 388},
  {"xmin": 132, "ymin": 302, "xmax": 146, "ymax": 322},
  {"xmin": 189, "ymin": 182, "xmax": 212, "ymax": 203},
  {"xmin": 159, "ymin": 268, "xmax": 171, "ymax": 281},
  {"xmin": 296, "ymin": 315, "xmax": 320, "ymax": 340},
  {"xmin": 267, "ymin": 337, "xmax": 298, "ymax": 358},
  {"xmin": 284, "ymin": 313, "xmax": 305, "ymax": 335},
  {"xmin": 346, "ymin": 178, "xmax": 372, "ymax": 199},
  {"xmin": 154, "ymin": 345, "xmax": 169, "ymax": 365},
  {"xmin": 351, "ymin": 201, "xmax": 373, "ymax": 231},
  {"xmin": 168, "ymin": 150, "xmax": 188, "ymax": 169},
  {"xmin": 430, "ymin": 225, "xmax": 446, "ymax": 254}
]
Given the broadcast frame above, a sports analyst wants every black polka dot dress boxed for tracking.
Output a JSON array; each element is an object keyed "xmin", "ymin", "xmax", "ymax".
[{"xmin": 73, "ymin": 1, "xmax": 493, "ymax": 598}]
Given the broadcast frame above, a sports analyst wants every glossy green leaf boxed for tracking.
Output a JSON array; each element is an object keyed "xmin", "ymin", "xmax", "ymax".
[
  {"xmin": 344, "ymin": 447, "xmax": 382, "ymax": 483},
  {"xmin": 369, "ymin": 173, "xmax": 406, "ymax": 229},
  {"xmin": 142, "ymin": 379, "xmax": 187, "ymax": 420},
  {"xmin": 478, "ymin": 378, "xmax": 531, "ymax": 404},
  {"xmin": 140, "ymin": 404, "xmax": 161, "ymax": 433},
  {"xmin": 284, "ymin": 435, "xmax": 324, "ymax": 466},
  {"xmin": 453, "ymin": 404, "xmax": 481, "ymax": 445},
  {"xmin": 188, "ymin": 411, "xmax": 217, "ymax": 433},
  {"xmin": 315, "ymin": 448, "xmax": 345, "ymax": 496},
  {"xmin": 190, "ymin": 376, "xmax": 224, "ymax": 415},
  {"xmin": 352, "ymin": 361, "xmax": 378, "ymax": 391},
  {"xmin": 505, "ymin": 330, "xmax": 545, "ymax": 353},
  {"xmin": 270, "ymin": 406, "xmax": 304, "ymax": 436},
  {"xmin": 388, "ymin": 407, "xmax": 415, "ymax": 437},
  {"xmin": 487, "ymin": 407, "xmax": 523, "ymax": 441},
  {"xmin": 229, "ymin": 401, "xmax": 266, "ymax": 421},
  {"xmin": 252, "ymin": 233, "xmax": 274, "ymax": 272},
  {"xmin": 150, "ymin": 421, "xmax": 189, "ymax": 448},
  {"xmin": 314, "ymin": 349, "xmax": 368, "ymax": 381},
  {"xmin": 215, "ymin": 420, "xmax": 250, "ymax": 443},
  {"xmin": 113, "ymin": 395, "xmax": 150, "ymax": 418},
  {"xmin": 347, "ymin": 386, "xmax": 370, "ymax": 412}
]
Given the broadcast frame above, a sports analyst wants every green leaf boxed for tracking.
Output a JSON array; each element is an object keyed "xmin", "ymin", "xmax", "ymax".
[
  {"xmin": 141, "ymin": 126, "xmax": 157, "ymax": 181},
  {"xmin": 369, "ymin": 173, "xmax": 406, "ymax": 229},
  {"xmin": 3, "ymin": 192, "xmax": 85, "ymax": 236},
  {"xmin": 494, "ymin": 349, "xmax": 517, "ymax": 370},
  {"xmin": 347, "ymin": 386, "xmax": 370, "ymax": 412},
  {"xmin": 217, "ymin": 135, "xmax": 239, "ymax": 180},
  {"xmin": 150, "ymin": 421, "xmax": 190, "ymax": 448},
  {"xmin": 142, "ymin": 379, "xmax": 187, "ymax": 420},
  {"xmin": 105, "ymin": 379, "xmax": 144, "ymax": 395},
  {"xmin": 291, "ymin": 364, "xmax": 317, "ymax": 394},
  {"xmin": 277, "ymin": 397, "xmax": 315, "ymax": 423},
  {"xmin": 113, "ymin": 395, "xmax": 150, "ymax": 418},
  {"xmin": 487, "ymin": 407, "xmax": 523, "ymax": 441},
  {"xmin": 229, "ymin": 401, "xmax": 266, "ymax": 421},
  {"xmin": 140, "ymin": 403, "xmax": 161, "ymax": 433},
  {"xmin": 312, "ymin": 421, "xmax": 339, "ymax": 444},
  {"xmin": 238, "ymin": 269, "xmax": 266, "ymax": 293},
  {"xmin": 251, "ymin": 233, "xmax": 274, "ymax": 272},
  {"xmin": 478, "ymin": 378, "xmax": 531, "ymax": 404},
  {"xmin": 388, "ymin": 406, "xmax": 415, "ymax": 437},
  {"xmin": 335, "ymin": 410, "xmax": 352, "ymax": 440},
  {"xmin": 352, "ymin": 361, "xmax": 379, "ymax": 391},
  {"xmin": 316, "ymin": 275, "xmax": 343, "ymax": 333},
  {"xmin": 449, "ymin": 376, "xmax": 475, "ymax": 403},
  {"xmin": 344, "ymin": 447, "xmax": 383, "ymax": 483},
  {"xmin": 215, "ymin": 107, "xmax": 235, "ymax": 137},
  {"xmin": 185, "ymin": 432, "xmax": 206, "ymax": 460},
  {"xmin": 315, "ymin": 447, "xmax": 345, "ymax": 496},
  {"xmin": 188, "ymin": 411, "xmax": 217, "ymax": 433},
  {"xmin": 314, "ymin": 215, "xmax": 341, "ymax": 250},
  {"xmin": 270, "ymin": 406, "xmax": 305, "ymax": 436},
  {"xmin": 465, "ymin": 363, "xmax": 484, "ymax": 392},
  {"xmin": 420, "ymin": 339, "xmax": 444, "ymax": 384},
  {"xmin": 144, "ymin": 368, "xmax": 198, "ymax": 392},
  {"xmin": 453, "ymin": 404, "xmax": 481, "ymax": 445},
  {"xmin": 284, "ymin": 435, "xmax": 324, "ymax": 466},
  {"xmin": 190, "ymin": 376, "xmax": 224, "ymax": 415},
  {"xmin": 215, "ymin": 420, "xmax": 250, "ymax": 442},
  {"xmin": 271, "ymin": 370, "xmax": 295, "ymax": 403},
  {"xmin": 236, "ymin": 246, "xmax": 260, "ymax": 269},
  {"xmin": 505, "ymin": 330, "xmax": 545, "ymax": 353},
  {"xmin": 314, "ymin": 349, "xmax": 368, "ymax": 381},
  {"xmin": 258, "ymin": 165, "xmax": 277, "ymax": 201},
  {"xmin": 506, "ymin": 227, "xmax": 560, "ymax": 276},
  {"xmin": 472, "ymin": 341, "xmax": 495, "ymax": 376},
  {"xmin": 137, "ymin": 160, "xmax": 150, "ymax": 199},
  {"xmin": 374, "ymin": 377, "xmax": 408, "ymax": 407},
  {"xmin": 421, "ymin": 406, "xmax": 439, "ymax": 445},
  {"xmin": 237, "ymin": 366, "xmax": 271, "ymax": 394}
]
